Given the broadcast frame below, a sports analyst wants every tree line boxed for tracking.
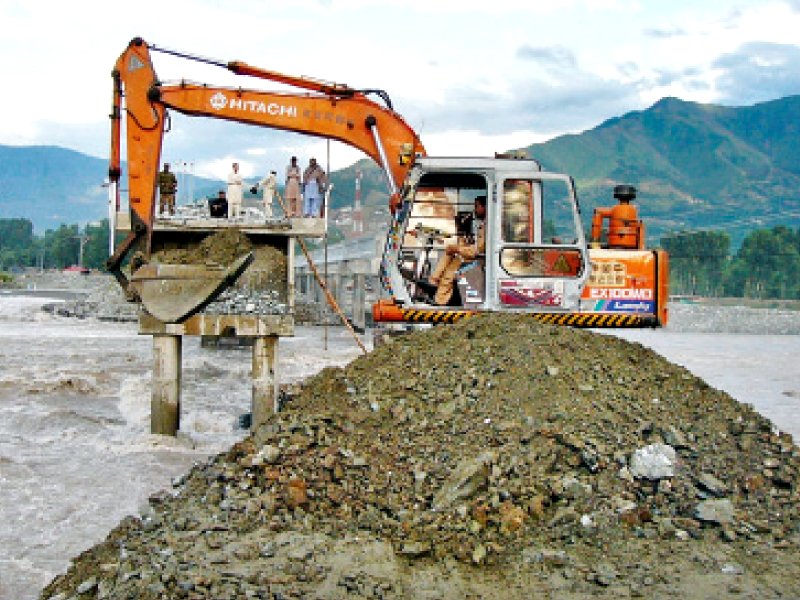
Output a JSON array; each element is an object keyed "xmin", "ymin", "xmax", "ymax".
[
  {"xmin": 661, "ymin": 226, "xmax": 800, "ymax": 299},
  {"xmin": 2, "ymin": 217, "xmax": 798, "ymax": 299},
  {"xmin": 0, "ymin": 218, "xmax": 111, "ymax": 271}
]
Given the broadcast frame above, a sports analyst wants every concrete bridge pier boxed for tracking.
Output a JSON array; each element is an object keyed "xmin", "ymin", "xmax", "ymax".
[
  {"xmin": 151, "ymin": 334, "xmax": 182, "ymax": 435},
  {"xmin": 252, "ymin": 335, "xmax": 279, "ymax": 427},
  {"xmin": 140, "ymin": 313, "xmax": 294, "ymax": 436},
  {"xmin": 352, "ymin": 273, "xmax": 366, "ymax": 330}
]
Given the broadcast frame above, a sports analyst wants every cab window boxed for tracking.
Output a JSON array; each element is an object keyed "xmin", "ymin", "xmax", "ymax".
[
  {"xmin": 502, "ymin": 179, "xmax": 533, "ymax": 243},
  {"xmin": 500, "ymin": 177, "xmax": 583, "ymax": 278}
]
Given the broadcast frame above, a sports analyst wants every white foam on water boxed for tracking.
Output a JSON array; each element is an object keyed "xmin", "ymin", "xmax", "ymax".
[
  {"xmin": 117, "ymin": 376, "xmax": 151, "ymax": 427},
  {"xmin": 182, "ymin": 409, "xmax": 238, "ymax": 434}
]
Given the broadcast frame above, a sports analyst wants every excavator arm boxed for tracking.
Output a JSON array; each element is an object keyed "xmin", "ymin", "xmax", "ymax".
[
  {"xmin": 109, "ymin": 37, "xmax": 425, "ymax": 256},
  {"xmin": 155, "ymin": 84, "xmax": 422, "ymax": 188}
]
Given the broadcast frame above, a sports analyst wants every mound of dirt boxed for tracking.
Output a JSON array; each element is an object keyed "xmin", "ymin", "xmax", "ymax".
[
  {"xmin": 152, "ymin": 229, "xmax": 289, "ymax": 315},
  {"xmin": 40, "ymin": 315, "xmax": 800, "ymax": 599},
  {"xmin": 151, "ymin": 229, "xmax": 255, "ymax": 267}
]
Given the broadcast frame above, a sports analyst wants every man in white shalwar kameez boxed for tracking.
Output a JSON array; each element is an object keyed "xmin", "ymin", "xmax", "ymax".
[
  {"xmin": 254, "ymin": 170, "xmax": 277, "ymax": 218},
  {"xmin": 227, "ymin": 162, "xmax": 244, "ymax": 219}
]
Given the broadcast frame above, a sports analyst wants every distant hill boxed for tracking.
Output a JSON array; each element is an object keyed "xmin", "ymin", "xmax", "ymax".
[
  {"xmin": 332, "ymin": 96, "xmax": 800, "ymax": 247},
  {"xmin": 0, "ymin": 145, "xmax": 219, "ymax": 232},
  {"xmin": 3, "ymin": 95, "xmax": 800, "ymax": 245},
  {"xmin": 0, "ymin": 145, "xmax": 109, "ymax": 232},
  {"xmin": 522, "ymin": 96, "xmax": 800, "ymax": 247}
]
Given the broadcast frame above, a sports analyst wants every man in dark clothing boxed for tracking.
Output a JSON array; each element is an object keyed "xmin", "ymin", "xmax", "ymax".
[{"xmin": 158, "ymin": 163, "xmax": 178, "ymax": 216}]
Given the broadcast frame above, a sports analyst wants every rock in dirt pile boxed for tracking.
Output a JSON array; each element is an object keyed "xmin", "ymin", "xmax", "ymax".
[{"xmin": 41, "ymin": 315, "xmax": 800, "ymax": 599}]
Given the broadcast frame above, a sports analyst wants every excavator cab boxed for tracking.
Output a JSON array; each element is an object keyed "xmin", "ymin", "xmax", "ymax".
[
  {"xmin": 397, "ymin": 170, "xmax": 488, "ymax": 305},
  {"xmin": 381, "ymin": 156, "xmax": 589, "ymax": 316}
]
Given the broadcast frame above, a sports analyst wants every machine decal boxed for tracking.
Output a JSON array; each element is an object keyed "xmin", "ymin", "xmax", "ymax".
[
  {"xmin": 388, "ymin": 307, "xmax": 655, "ymax": 328},
  {"xmin": 500, "ymin": 248, "xmax": 583, "ymax": 277},
  {"xmin": 551, "ymin": 254, "xmax": 573, "ymax": 274},
  {"xmin": 589, "ymin": 287, "xmax": 653, "ymax": 300},
  {"xmin": 461, "ymin": 282, "xmax": 483, "ymax": 304},
  {"xmin": 400, "ymin": 309, "xmax": 475, "ymax": 323},
  {"xmin": 210, "ymin": 92, "xmax": 227, "ymax": 110},
  {"xmin": 588, "ymin": 259, "xmax": 627, "ymax": 286},
  {"xmin": 581, "ymin": 248, "xmax": 664, "ymax": 322},
  {"xmin": 128, "ymin": 55, "xmax": 145, "ymax": 72},
  {"xmin": 207, "ymin": 91, "xmax": 300, "ymax": 117},
  {"xmin": 464, "ymin": 290, "xmax": 483, "ymax": 303},
  {"xmin": 535, "ymin": 312, "xmax": 655, "ymax": 328},
  {"xmin": 590, "ymin": 299, "xmax": 656, "ymax": 313},
  {"xmin": 499, "ymin": 280, "xmax": 563, "ymax": 307}
]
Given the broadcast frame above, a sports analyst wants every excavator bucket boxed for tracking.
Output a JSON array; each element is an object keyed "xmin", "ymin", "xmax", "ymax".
[{"xmin": 129, "ymin": 252, "xmax": 254, "ymax": 323}]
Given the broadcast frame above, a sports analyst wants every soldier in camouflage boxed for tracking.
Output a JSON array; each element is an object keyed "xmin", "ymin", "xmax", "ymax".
[{"xmin": 158, "ymin": 163, "xmax": 178, "ymax": 216}]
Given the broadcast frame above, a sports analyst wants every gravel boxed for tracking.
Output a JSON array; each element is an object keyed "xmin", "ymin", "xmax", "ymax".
[{"xmin": 38, "ymin": 313, "xmax": 800, "ymax": 599}]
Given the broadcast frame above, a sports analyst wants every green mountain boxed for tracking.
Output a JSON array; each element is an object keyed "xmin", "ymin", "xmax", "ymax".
[
  {"xmin": 3, "ymin": 95, "xmax": 800, "ymax": 246},
  {"xmin": 0, "ymin": 145, "xmax": 111, "ymax": 232},
  {"xmin": 0, "ymin": 145, "xmax": 219, "ymax": 232},
  {"xmin": 521, "ymin": 96, "xmax": 800, "ymax": 247}
]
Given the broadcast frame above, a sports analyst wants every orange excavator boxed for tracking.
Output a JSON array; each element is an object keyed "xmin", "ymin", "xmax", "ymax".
[
  {"xmin": 108, "ymin": 38, "xmax": 668, "ymax": 327},
  {"xmin": 107, "ymin": 37, "xmax": 424, "ymax": 321}
]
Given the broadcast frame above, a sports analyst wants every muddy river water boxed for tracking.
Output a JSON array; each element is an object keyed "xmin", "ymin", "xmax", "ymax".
[{"xmin": 0, "ymin": 295, "xmax": 798, "ymax": 599}]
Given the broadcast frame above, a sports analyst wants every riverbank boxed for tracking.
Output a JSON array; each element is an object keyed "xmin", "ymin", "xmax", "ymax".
[
  {"xmin": 672, "ymin": 295, "xmax": 800, "ymax": 311},
  {"xmin": 1, "ymin": 284, "xmax": 798, "ymax": 598},
  {"xmin": 5, "ymin": 270, "xmax": 800, "ymax": 333},
  {"xmin": 37, "ymin": 313, "xmax": 800, "ymax": 599}
]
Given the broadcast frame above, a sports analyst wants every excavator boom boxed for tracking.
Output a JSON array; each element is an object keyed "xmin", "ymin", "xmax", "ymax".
[{"xmin": 156, "ymin": 85, "xmax": 421, "ymax": 187}]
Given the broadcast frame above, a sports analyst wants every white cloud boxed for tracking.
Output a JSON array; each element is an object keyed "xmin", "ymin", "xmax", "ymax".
[
  {"xmin": 713, "ymin": 42, "xmax": 800, "ymax": 104},
  {"xmin": 2, "ymin": 0, "xmax": 800, "ymax": 176},
  {"xmin": 423, "ymin": 130, "xmax": 552, "ymax": 157}
]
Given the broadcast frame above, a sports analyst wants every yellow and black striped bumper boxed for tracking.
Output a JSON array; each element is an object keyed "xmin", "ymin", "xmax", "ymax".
[
  {"xmin": 530, "ymin": 312, "xmax": 659, "ymax": 328},
  {"xmin": 374, "ymin": 303, "xmax": 660, "ymax": 328}
]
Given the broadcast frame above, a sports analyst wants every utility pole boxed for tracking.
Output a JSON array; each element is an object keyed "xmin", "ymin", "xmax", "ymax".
[
  {"xmin": 353, "ymin": 169, "xmax": 363, "ymax": 234},
  {"xmin": 189, "ymin": 162, "xmax": 195, "ymax": 204},
  {"xmin": 74, "ymin": 231, "xmax": 92, "ymax": 268}
]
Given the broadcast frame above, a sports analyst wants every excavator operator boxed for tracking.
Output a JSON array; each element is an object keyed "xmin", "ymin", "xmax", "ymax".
[{"xmin": 425, "ymin": 195, "xmax": 486, "ymax": 306}]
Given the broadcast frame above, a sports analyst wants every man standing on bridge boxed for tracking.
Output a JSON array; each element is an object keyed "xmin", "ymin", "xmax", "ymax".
[
  {"xmin": 253, "ymin": 169, "xmax": 277, "ymax": 219},
  {"xmin": 302, "ymin": 158, "xmax": 327, "ymax": 217},
  {"xmin": 158, "ymin": 163, "xmax": 177, "ymax": 216},
  {"xmin": 227, "ymin": 162, "xmax": 244, "ymax": 219}
]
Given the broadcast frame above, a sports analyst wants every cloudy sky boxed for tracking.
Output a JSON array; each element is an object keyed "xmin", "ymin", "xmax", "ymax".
[{"xmin": 3, "ymin": 0, "xmax": 800, "ymax": 181}]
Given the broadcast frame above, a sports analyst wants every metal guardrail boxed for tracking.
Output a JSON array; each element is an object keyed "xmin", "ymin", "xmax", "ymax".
[{"xmin": 295, "ymin": 233, "xmax": 383, "ymax": 273}]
